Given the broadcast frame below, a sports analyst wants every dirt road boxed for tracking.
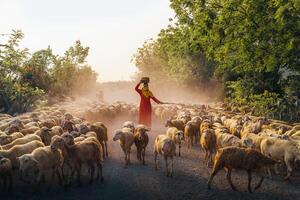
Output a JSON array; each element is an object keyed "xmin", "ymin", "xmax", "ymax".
[{"xmin": 5, "ymin": 118, "xmax": 300, "ymax": 200}]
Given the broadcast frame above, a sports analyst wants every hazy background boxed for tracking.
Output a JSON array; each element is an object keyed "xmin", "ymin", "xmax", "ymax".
[{"xmin": 0, "ymin": 0, "xmax": 174, "ymax": 81}]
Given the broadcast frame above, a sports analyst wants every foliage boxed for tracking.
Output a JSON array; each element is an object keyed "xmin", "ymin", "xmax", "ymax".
[
  {"xmin": 0, "ymin": 30, "xmax": 98, "ymax": 115},
  {"xmin": 134, "ymin": 0, "xmax": 300, "ymax": 121}
]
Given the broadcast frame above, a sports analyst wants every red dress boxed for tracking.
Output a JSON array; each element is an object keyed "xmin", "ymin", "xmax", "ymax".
[{"xmin": 135, "ymin": 83, "xmax": 162, "ymax": 127}]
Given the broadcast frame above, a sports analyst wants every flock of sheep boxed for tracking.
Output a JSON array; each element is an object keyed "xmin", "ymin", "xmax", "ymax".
[{"xmin": 0, "ymin": 100, "xmax": 300, "ymax": 194}]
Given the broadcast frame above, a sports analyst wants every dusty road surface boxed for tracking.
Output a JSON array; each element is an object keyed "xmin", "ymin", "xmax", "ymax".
[{"xmin": 4, "ymin": 117, "xmax": 300, "ymax": 200}]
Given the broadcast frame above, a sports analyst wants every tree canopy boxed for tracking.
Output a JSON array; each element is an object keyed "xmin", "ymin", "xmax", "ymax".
[
  {"xmin": 0, "ymin": 30, "xmax": 98, "ymax": 114},
  {"xmin": 133, "ymin": 0, "xmax": 300, "ymax": 121}
]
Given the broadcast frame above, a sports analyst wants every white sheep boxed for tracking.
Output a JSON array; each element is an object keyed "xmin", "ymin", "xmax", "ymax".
[
  {"xmin": 154, "ymin": 134, "xmax": 176, "ymax": 177},
  {"xmin": 113, "ymin": 127, "xmax": 134, "ymax": 167},
  {"xmin": 166, "ymin": 127, "xmax": 184, "ymax": 157}
]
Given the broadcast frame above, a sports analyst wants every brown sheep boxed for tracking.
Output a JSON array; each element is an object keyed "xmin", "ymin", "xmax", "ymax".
[
  {"xmin": 241, "ymin": 117, "xmax": 270, "ymax": 138},
  {"xmin": 0, "ymin": 156, "xmax": 13, "ymax": 191},
  {"xmin": 200, "ymin": 129, "xmax": 216, "ymax": 166},
  {"xmin": 165, "ymin": 119, "xmax": 185, "ymax": 131},
  {"xmin": 200, "ymin": 119, "xmax": 212, "ymax": 135},
  {"xmin": 39, "ymin": 119, "xmax": 56, "ymax": 129},
  {"xmin": 35, "ymin": 127, "xmax": 56, "ymax": 146},
  {"xmin": 134, "ymin": 125, "xmax": 149, "ymax": 165},
  {"xmin": 5, "ymin": 124, "xmax": 22, "ymax": 134},
  {"xmin": 190, "ymin": 116, "xmax": 202, "ymax": 141},
  {"xmin": 207, "ymin": 147, "xmax": 276, "ymax": 193},
  {"xmin": 61, "ymin": 120, "xmax": 75, "ymax": 132},
  {"xmin": 154, "ymin": 134, "xmax": 176, "ymax": 177},
  {"xmin": 53, "ymin": 134, "xmax": 103, "ymax": 185},
  {"xmin": 18, "ymin": 143, "xmax": 64, "ymax": 188},
  {"xmin": 184, "ymin": 121, "xmax": 196, "ymax": 149},
  {"xmin": 89, "ymin": 122, "xmax": 108, "ymax": 158}
]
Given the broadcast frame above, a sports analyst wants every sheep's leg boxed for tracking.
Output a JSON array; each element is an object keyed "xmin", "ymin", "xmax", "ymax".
[
  {"xmin": 48, "ymin": 168, "xmax": 56, "ymax": 190},
  {"xmin": 142, "ymin": 147, "xmax": 146, "ymax": 165},
  {"xmin": 154, "ymin": 152, "xmax": 158, "ymax": 170},
  {"xmin": 226, "ymin": 168, "xmax": 237, "ymax": 191},
  {"xmin": 207, "ymin": 166, "xmax": 220, "ymax": 189},
  {"xmin": 284, "ymin": 157, "xmax": 293, "ymax": 180},
  {"xmin": 128, "ymin": 148, "xmax": 131, "ymax": 164},
  {"xmin": 274, "ymin": 163, "xmax": 280, "ymax": 175},
  {"xmin": 100, "ymin": 141, "xmax": 106, "ymax": 159},
  {"xmin": 187, "ymin": 137, "xmax": 191, "ymax": 149},
  {"xmin": 170, "ymin": 156, "xmax": 174, "ymax": 177},
  {"xmin": 89, "ymin": 163, "xmax": 95, "ymax": 184},
  {"xmin": 204, "ymin": 150, "xmax": 208, "ymax": 161},
  {"xmin": 56, "ymin": 168, "xmax": 63, "ymax": 186},
  {"xmin": 254, "ymin": 175, "xmax": 264, "ymax": 190},
  {"xmin": 105, "ymin": 141, "xmax": 108, "ymax": 157},
  {"xmin": 247, "ymin": 170, "xmax": 253, "ymax": 193},
  {"xmin": 137, "ymin": 147, "xmax": 141, "ymax": 161},
  {"xmin": 165, "ymin": 156, "xmax": 169, "ymax": 177},
  {"xmin": 75, "ymin": 162, "xmax": 82, "ymax": 186},
  {"xmin": 96, "ymin": 161, "xmax": 104, "ymax": 182},
  {"xmin": 178, "ymin": 144, "xmax": 181, "ymax": 157},
  {"xmin": 124, "ymin": 152, "xmax": 128, "ymax": 167},
  {"xmin": 210, "ymin": 151, "xmax": 214, "ymax": 167}
]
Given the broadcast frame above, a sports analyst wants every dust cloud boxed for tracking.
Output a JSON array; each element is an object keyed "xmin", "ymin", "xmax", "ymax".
[{"xmin": 94, "ymin": 80, "xmax": 223, "ymax": 105}]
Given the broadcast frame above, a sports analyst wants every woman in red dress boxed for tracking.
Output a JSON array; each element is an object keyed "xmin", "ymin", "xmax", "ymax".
[{"xmin": 135, "ymin": 79, "xmax": 163, "ymax": 127}]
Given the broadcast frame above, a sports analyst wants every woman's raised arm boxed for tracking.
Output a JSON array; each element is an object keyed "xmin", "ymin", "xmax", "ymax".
[{"xmin": 135, "ymin": 82, "xmax": 142, "ymax": 93}]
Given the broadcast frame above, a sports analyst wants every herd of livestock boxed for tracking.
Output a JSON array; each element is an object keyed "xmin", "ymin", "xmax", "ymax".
[{"xmin": 0, "ymin": 100, "xmax": 300, "ymax": 194}]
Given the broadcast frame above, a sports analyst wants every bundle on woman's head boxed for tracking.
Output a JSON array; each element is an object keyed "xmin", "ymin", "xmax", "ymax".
[{"xmin": 141, "ymin": 77, "xmax": 150, "ymax": 84}]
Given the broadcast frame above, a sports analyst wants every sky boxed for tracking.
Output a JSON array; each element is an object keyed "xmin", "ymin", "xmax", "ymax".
[{"xmin": 0, "ymin": 0, "xmax": 174, "ymax": 82}]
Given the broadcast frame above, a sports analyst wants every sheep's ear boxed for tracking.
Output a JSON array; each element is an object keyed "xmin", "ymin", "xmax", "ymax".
[{"xmin": 144, "ymin": 127, "xmax": 151, "ymax": 132}]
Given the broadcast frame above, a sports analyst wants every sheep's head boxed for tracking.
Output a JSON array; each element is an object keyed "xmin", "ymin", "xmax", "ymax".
[
  {"xmin": 18, "ymin": 155, "xmax": 39, "ymax": 182},
  {"xmin": 78, "ymin": 124, "xmax": 89, "ymax": 135},
  {"xmin": 175, "ymin": 131, "xmax": 184, "ymax": 141},
  {"xmin": 240, "ymin": 138, "xmax": 254, "ymax": 148},
  {"xmin": 258, "ymin": 117, "xmax": 270, "ymax": 125},
  {"xmin": 0, "ymin": 157, "xmax": 11, "ymax": 170},
  {"xmin": 5, "ymin": 125, "xmax": 20, "ymax": 134},
  {"xmin": 70, "ymin": 131, "xmax": 81, "ymax": 138},
  {"xmin": 241, "ymin": 116, "xmax": 251, "ymax": 124},
  {"xmin": 165, "ymin": 119, "xmax": 172, "ymax": 127},
  {"xmin": 40, "ymin": 127, "xmax": 52, "ymax": 144},
  {"xmin": 235, "ymin": 125, "xmax": 243, "ymax": 137},
  {"xmin": 64, "ymin": 113, "xmax": 73, "ymax": 121},
  {"xmin": 10, "ymin": 119, "xmax": 25, "ymax": 129},
  {"xmin": 113, "ymin": 130, "xmax": 123, "ymax": 141},
  {"xmin": 62, "ymin": 120, "xmax": 74, "ymax": 132},
  {"xmin": 30, "ymin": 113, "xmax": 39, "ymax": 122},
  {"xmin": 277, "ymin": 126, "xmax": 290, "ymax": 135},
  {"xmin": 61, "ymin": 133, "xmax": 75, "ymax": 145},
  {"xmin": 122, "ymin": 121, "xmax": 135, "ymax": 132},
  {"xmin": 50, "ymin": 135, "xmax": 63, "ymax": 150},
  {"xmin": 135, "ymin": 125, "xmax": 150, "ymax": 140},
  {"xmin": 0, "ymin": 135, "xmax": 12, "ymax": 145}
]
